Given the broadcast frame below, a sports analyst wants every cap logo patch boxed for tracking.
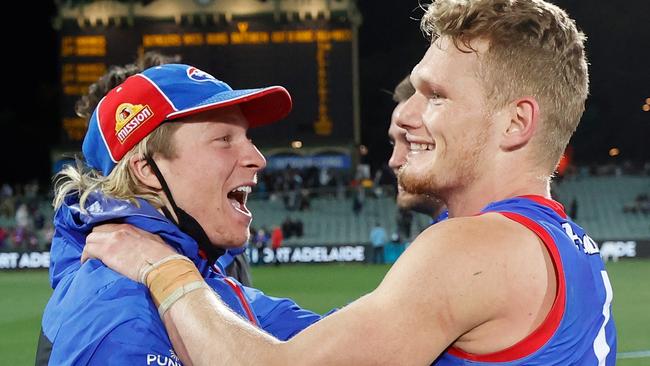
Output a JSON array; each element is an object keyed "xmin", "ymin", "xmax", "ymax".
[
  {"xmin": 114, "ymin": 103, "xmax": 154, "ymax": 143},
  {"xmin": 187, "ymin": 66, "xmax": 222, "ymax": 84}
]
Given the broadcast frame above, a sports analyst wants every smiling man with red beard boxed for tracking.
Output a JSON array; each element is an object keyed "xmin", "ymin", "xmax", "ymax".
[{"xmin": 80, "ymin": 1, "xmax": 617, "ymax": 365}]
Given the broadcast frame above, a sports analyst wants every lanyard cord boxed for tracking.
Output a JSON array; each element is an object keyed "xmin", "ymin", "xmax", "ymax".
[{"xmin": 144, "ymin": 155, "xmax": 224, "ymax": 264}]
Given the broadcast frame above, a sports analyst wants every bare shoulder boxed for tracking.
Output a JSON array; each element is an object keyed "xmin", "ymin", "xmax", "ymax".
[
  {"xmin": 418, "ymin": 212, "xmax": 545, "ymax": 256},
  {"xmin": 398, "ymin": 213, "xmax": 546, "ymax": 279},
  {"xmin": 372, "ymin": 213, "xmax": 554, "ymax": 352}
]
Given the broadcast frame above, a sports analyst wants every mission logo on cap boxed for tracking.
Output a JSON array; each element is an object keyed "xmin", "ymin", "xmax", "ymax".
[{"xmin": 114, "ymin": 103, "xmax": 154, "ymax": 143}]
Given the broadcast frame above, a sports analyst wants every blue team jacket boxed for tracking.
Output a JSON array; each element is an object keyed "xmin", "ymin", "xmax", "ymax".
[
  {"xmin": 41, "ymin": 192, "xmax": 321, "ymax": 365},
  {"xmin": 434, "ymin": 195, "xmax": 617, "ymax": 365}
]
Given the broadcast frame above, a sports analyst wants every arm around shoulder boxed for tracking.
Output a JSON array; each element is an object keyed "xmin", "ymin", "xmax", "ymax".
[{"xmin": 155, "ymin": 214, "xmax": 552, "ymax": 365}]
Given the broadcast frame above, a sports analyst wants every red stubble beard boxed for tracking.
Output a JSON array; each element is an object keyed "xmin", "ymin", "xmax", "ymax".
[{"xmin": 398, "ymin": 131, "xmax": 490, "ymax": 203}]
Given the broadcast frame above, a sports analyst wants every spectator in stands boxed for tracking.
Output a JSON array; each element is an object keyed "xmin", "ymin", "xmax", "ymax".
[
  {"xmin": 295, "ymin": 219, "xmax": 304, "ymax": 237},
  {"xmin": 280, "ymin": 217, "xmax": 305, "ymax": 239},
  {"xmin": 15, "ymin": 203, "xmax": 33, "ymax": 232},
  {"xmin": 252, "ymin": 228, "xmax": 269, "ymax": 265},
  {"xmin": 642, "ymin": 199, "xmax": 650, "ymax": 215},
  {"xmin": 37, "ymin": 54, "xmax": 322, "ymax": 364},
  {"xmin": 33, "ymin": 208, "xmax": 46, "ymax": 231},
  {"xmin": 27, "ymin": 231, "xmax": 40, "ymax": 251},
  {"xmin": 0, "ymin": 183, "xmax": 12, "ymax": 198},
  {"xmin": 12, "ymin": 226, "xmax": 27, "ymax": 250},
  {"xmin": 82, "ymin": 1, "xmax": 617, "ymax": 363},
  {"xmin": 299, "ymin": 189, "xmax": 311, "ymax": 211},
  {"xmin": 389, "ymin": 232, "xmax": 401, "ymax": 247},
  {"xmin": 319, "ymin": 167, "xmax": 332, "ymax": 187},
  {"xmin": 0, "ymin": 183, "xmax": 16, "ymax": 219},
  {"xmin": 41, "ymin": 222, "xmax": 54, "ymax": 250},
  {"xmin": 385, "ymin": 232, "xmax": 407, "ymax": 264},
  {"xmin": 369, "ymin": 223, "xmax": 388, "ymax": 264},
  {"xmin": 281, "ymin": 217, "xmax": 294, "ymax": 239},
  {"xmin": 352, "ymin": 188, "xmax": 363, "ymax": 215},
  {"xmin": 0, "ymin": 226, "xmax": 7, "ymax": 249},
  {"xmin": 397, "ymin": 208, "xmax": 414, "ymax": 241},
  {"xmin": 623, "ymin": 193, "xmax": 650, "ymax": 214},
  {"xmin": 636, "ymin": 194, "xmax": 650, "ymax": 214},
  {"xmin": 271, "ymin": 226, "xmax": 283, "ymax": 265}
]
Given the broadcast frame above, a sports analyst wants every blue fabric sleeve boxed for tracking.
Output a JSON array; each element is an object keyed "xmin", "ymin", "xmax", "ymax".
[
  {"xmin": 243, "ymin": 286, "xmax": 323, "ymax": 340},
  {"xmin": 86, "ymin": 319, "xmax": 180, "ymax": 366}
]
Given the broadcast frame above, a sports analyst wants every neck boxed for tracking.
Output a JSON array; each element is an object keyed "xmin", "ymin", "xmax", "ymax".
[{"xmin": 444, "ymin": 169, "xmax": 551, "ymax": 218}]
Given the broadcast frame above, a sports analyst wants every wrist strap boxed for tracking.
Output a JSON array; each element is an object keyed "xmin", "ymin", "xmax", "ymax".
[
  {"xmin": 139, "ymin": 254, "xmax": 194, "ymax": 284},
  {"xmin": 158, "ymin": 281, "xmax": 211, "ymax": 318},
  {"xmin": 145, "ymin": 256, "xmax": 205, "ymax": 311}
]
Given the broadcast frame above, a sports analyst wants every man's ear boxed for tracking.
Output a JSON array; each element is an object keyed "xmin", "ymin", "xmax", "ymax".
[
  {"xmin": 128, "ymin": 155, "xmax": 162, "ymax": 190},
  {"xmin": 501, "ymin": 97, "xmax": 539, "ymax": 151}
]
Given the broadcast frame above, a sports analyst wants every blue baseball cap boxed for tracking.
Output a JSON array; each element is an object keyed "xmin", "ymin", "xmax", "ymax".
[{"xmin": 82, "ymin": 64, "xmax": 292, "ymax": 176}]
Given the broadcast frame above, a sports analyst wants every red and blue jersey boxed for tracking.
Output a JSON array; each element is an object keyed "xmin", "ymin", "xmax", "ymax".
[{"xmin": 434, "ymin": 195, "xmax": 616, "ymax": 365}]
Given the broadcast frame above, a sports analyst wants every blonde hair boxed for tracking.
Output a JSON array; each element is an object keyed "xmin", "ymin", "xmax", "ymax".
[
  {"xmin": 421, "ymin": 0, "xmax": 589, "ymax": 173},
  {"xmin": 53, "ymin": 123, "xmax": 180, "ymax": 211}
]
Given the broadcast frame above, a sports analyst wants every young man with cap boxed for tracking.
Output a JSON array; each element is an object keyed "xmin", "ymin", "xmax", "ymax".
[
  {"xmin": 38, "ymin": 64, "xmax": 322, "ymax": 365},
  {"xmin": 82, "ymin": 0, "xmax": 617, "ymax": 364},
  {"xmin": 68, "ymin": 52, "xmax": 255, "ymax": 286}
]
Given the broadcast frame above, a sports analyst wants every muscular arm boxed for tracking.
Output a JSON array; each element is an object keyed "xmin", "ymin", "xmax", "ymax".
[
  {"xmin": 85, "ymin": 214, "xmax": 555, "ymax": 365},
  {"xmin": 159, "ymin": 224, "xmax": 468, "ymax": 366}
]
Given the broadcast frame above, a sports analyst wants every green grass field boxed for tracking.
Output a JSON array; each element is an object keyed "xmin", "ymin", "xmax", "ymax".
[{"xmin": 1, "ymin": 260, "xmax": 648, "ymax": 365}]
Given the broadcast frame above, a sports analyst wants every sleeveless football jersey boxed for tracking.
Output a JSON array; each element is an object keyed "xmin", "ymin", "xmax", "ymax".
[{"xmin": 433, "ymin": 195, "xmax": 617, "ymax": 365}]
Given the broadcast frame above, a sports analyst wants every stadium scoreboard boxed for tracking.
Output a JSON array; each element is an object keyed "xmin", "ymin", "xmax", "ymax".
[{"xmin": 59, "ymin": 17, "xmax": 357, "ymax": 148}]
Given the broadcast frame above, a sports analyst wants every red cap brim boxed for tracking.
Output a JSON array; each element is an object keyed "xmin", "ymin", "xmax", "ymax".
[{"xmin": 166, "ymin": 86, "xmax": 292, "ymax": 128}]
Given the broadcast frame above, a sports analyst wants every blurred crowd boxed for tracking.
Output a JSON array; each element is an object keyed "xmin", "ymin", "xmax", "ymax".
[
  {"xmin": 0, "ymin": 182, "xmax": 54, "ymax": 251},
  {"xmin": 623, "ymin": 193, "xmax": 650, "ymax": 215},
  {"xmin": 558, "ymin": 161, "xmax": 650, "ymax": 181},
  {"xmin": 1, "ymin": 161, "xmax": 648, "ymax": 252},
  {"xmin": 254, "ymin": 166, "xmax": 352, "ymax": 210}
]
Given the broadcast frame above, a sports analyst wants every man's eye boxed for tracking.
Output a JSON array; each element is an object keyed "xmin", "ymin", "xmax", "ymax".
[
  {"xmin": 428, "ymin": 93, "xmax": 444, "ymax": 106},
  {"xmin": 388, "ymin": 140, "xmax": 395, "ymax": 147},
  {"xmin": 218, "ymin": 136, "xmax": 231, "ymax": 143}
]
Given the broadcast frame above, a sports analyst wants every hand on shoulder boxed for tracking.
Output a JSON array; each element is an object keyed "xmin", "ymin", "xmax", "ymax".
[{"xmin": 82, "ymin": 223, "xmax": 177, "ymax": 282}]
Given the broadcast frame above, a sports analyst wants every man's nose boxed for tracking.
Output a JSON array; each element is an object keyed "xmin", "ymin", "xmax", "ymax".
[
  {"xmin": 395, "ymin": 94, "xmax": 424, "ymax": 130},
  {"xmin": 241, "ymin": 140, "xmax": 267, "ymax": 171}
]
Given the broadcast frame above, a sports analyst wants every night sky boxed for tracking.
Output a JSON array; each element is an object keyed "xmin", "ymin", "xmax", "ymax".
[{"xmin": 1, "ymin": 0, "xmax": 648, "ymax": 186}]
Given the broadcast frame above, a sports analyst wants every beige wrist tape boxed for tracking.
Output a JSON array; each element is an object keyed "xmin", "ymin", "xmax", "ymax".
[
  {"xmin": 145, "ymin": 256, "xmax": 205, "ymax": 313},
  {"xmin": 157, "ymin": 281, "xmax": 210, "ymax": 318},
  {"xmin": 139, "ymin": 254, "xmax": 194, "ymax": 284}
]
